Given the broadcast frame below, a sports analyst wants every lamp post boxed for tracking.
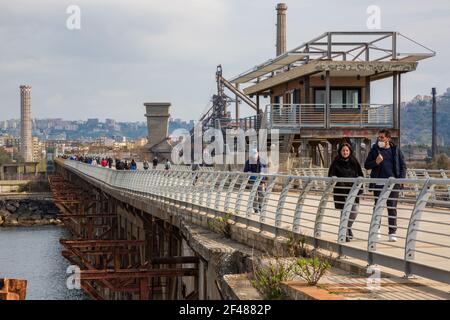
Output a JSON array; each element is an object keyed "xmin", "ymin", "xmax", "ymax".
[{"xmin": 431, "ymin": 88, "xmax": 437, "ymax": 159}]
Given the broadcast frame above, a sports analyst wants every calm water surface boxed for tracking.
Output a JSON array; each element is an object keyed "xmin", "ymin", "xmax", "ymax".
[{"xmin": 0, "ymin": 225, "xmax": 89, "ymax": 300}]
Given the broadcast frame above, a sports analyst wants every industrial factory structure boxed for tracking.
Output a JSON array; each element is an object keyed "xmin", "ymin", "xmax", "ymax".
[{"xmin": 188, "ymin": 3, "xmax": 436, "ymax": 172}]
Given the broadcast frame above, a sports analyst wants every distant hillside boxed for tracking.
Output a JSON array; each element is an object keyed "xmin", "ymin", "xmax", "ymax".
[{"xmin": 401, "ymin": 89, "xmax": 450, "ymax": 146}]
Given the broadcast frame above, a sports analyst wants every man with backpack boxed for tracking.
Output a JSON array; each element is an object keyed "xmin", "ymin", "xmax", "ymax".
[{"xmin": 364, "ymin": 129, "xmax": 406, "ymax": 242}]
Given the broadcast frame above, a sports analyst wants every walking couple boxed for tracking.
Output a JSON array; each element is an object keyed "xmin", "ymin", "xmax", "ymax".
[{"xmin": 328, "ymin": 129, "xmax": 406, "ymax": 243}]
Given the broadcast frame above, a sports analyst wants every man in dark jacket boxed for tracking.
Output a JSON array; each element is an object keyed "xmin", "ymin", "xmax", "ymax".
[
  {"xmin": 364, "ymin": 129, "xmax": 406, "ymax": 242},
  {"xmin": 108, "ymin": 157, "xmax": 113, "ymax": 169}
]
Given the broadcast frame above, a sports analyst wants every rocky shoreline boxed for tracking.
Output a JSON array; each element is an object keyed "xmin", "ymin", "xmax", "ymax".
[{"xmin": 0, "ymin": 199, "xmax": 62, "ymax": 227}]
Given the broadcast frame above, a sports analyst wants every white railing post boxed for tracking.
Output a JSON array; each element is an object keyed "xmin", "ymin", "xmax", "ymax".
[
  {"xmin": 246, "ymin": 176, "xmax": 263, "ymax": 219},
  {"xmin": 368, "ymin": 178, "xmax": 396, "ymax": 253},
  {"xmin": 198, "ymin": 173, "xmax": 213, "ymax": 206},
  {"xmin": 235, "ymin": 175, "xmax": 250, "ymax": 215},
  {"xmin": 206, "ymin": 174, "xmax": 220, "ymax": 208},
  {"xmin": 405, "ymin": 179, "xmax": 434, "ymax": 263},
  {"xmin": 314, "ymin": 178, "xmax": 336, "ymax": 239},
  {"xmin": 259, "ymin": 176, "xmax": 277, "ymax": 227},
  {"xmin": 215, "ymin": 173, "xmax": 230, "ymax": 210},
  {"xmin": 224, "ymin": 174, "xmax": 240, "ymax": 212},
  {"xmin": 338, "ymin": 178, "xmax": 363, "ymax": 243},
  {"xmin": 275, "ymin": 177, "xmax": 293, "ymax": 231},
  {"xmin": 292, "ymin": 178, "xmax": 313, "ymax": 234},
  {"xmin": 440, "ymin": 169, "xmax": 450, "ymax": 199}
]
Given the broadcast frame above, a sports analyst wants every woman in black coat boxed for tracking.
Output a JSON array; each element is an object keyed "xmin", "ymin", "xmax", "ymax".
[{"xmin": 328, "ymin": 143, "xmax": 364, "ymax": 242}]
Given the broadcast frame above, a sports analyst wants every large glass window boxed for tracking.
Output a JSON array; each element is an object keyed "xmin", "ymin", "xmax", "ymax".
[
  {"xmin": 314, "ymin": 88, "xmax": 360, "ymax": 109},
  {"xmin": 293, "ymin": 89, "xmax": 301, "ymax": 104},
  {"xmin": 346, "ymin": 89, "xmax": 359, "ymax": 108},
  {"xmin": 315, "ymin": 90, "xmax": 325, "ymax": 106},
  {"xmin": 331, "ymin": 90, "xmax": 343, "ymax": 108}
]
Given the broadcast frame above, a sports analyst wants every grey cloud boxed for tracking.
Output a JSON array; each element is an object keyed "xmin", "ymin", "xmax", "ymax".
[{"xmin": 0, "ymin": 0, "xmax": 449, "ymax": 122}]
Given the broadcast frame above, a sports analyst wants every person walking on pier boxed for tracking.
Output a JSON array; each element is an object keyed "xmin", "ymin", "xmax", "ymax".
[
  {"xmin": 244, "ymin": 149, "xmax": 266, "ymax": 214},
  {"xmin": 164, "ymin": 159, "xmax": 172, "ymax": 171},
  {"xmin": 364, "ymin": 129, "xmax": 406, "ymax": 242},
  {"xmin": 143, "ymin": 159, "xmax": 149, "ymax": 170},
  {"xmin": 328, "ymin": 143, "xmax": 364, "ymax": 242},
  {"xmin": 116, "ymin": 159, "xmax": 124, "ymax": 170},
  {"xmin": 191, "ymin": 163, "xmax": 200, "ymax": 185},
  {"xmin": 130, "ymin": 159, "xmax": 137, "ymax": 171},
  {"xmin": 107, "ymin": 157, "xmax": 113, "ymax": 169},
  {"xmin": 152, "ymin": 157, "xmax": 159, "ymax": 169}
]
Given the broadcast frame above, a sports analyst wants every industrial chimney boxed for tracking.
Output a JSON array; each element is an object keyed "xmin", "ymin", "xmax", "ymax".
[
  {"xmin": 276, "ymin": 3, "xmax": 287, "ymax": 57},
  {"xmin": 20, "ymin": 85, "xmax": 33, "ymax": 162}
]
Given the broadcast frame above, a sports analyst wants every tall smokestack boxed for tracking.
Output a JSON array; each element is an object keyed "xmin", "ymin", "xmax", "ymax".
[
  {"xmin": 276, "ymin": 3, "xmax": 287, "ymax": 57},
  {"xmin": 20, "ymin": 85, "xmax": 33, "ymax": 162}
]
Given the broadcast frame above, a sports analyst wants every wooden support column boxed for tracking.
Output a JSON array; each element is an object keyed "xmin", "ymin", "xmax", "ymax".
[
  {"xmin": 365, "ymin": 77, "xmax": 371, "ymax": 105},
  {"xmin": 304, "ymin": 76, "xmax": 310, "ymax": 104},
  {"xmin": 325, "ymin": 70, "xmax": 331, "ymax": 129},
  {"xmin": 139, "ymin": 278, "xmax": 150, "ymax": 300},
  {"xmin": 393, "ymin": 72, "xmax": 398, "ymax": 130},
  {"xmin": 398, "ymin": 73, "xmax": 402, "ymax": 147}
]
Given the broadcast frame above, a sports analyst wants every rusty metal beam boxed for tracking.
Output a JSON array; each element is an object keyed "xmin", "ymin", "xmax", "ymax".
[
  {"xmin": 0, "ymin": 279, "xmax": 27, "ymax": 300},
  {"xmin": 150, "ymin": 256, "xmax": 199, "ymax": 265},
  {"xmin": 58, "ymin": 214, "xmax": 118, "ymax": 218},
  {"xmin": 81, "ymin": 281, "xmax": 105, "ymax": 300},
  {"xmin": 62, "ymin": 250, "xmax": 135, "ymax": 256},
  {"xmin": 61, "ymin": 239, "xmax": 146, "ymax": 247},
  {"xmin": 80, "ymin": 268, "xmax": 198, "ymax": 280}
]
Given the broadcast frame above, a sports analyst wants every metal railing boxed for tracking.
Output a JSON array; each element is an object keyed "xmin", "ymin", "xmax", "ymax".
[
  {"xmin": 265, "ymin": 104, "xmax": 393, "ymax": 129},
  {"xmin": 291, "ymin": 167, "xmax": 450, "ymax": 199},
  {"xmin": 291, "ymin": 167, "xmax": 450, "ymax": 180},
  {"xmin": 61, "ymin": 160, "xmax": 450, "ymax": 284},
  {"xmin": 215, "ymin": 115, "xmax": 261, "ymax": 131}
]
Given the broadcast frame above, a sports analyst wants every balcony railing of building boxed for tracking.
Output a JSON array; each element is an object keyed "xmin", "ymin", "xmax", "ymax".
[{"xmin": 265, "ymin": 104, "xmax": 393, "ymax": 130}]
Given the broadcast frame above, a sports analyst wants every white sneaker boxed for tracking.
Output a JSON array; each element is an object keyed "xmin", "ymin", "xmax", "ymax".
[{"xmin": 389, "ymin": 234, "xmax": 398, "ymax": 242}]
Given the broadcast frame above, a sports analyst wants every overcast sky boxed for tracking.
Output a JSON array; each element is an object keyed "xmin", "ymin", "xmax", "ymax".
[{"xmin": 0, "ymin": 0, "xmax": 449, "ymax": 122}]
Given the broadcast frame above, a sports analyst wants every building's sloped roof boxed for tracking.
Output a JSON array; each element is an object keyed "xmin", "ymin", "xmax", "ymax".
[{"xmin": 230, "ymin": 31, "xmax": 435, "ymax": 93}]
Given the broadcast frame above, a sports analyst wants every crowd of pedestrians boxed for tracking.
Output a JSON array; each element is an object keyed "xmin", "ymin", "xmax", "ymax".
[{"xmin": 63, "ymin": 154, "xmax": 173, "ymax": 172}]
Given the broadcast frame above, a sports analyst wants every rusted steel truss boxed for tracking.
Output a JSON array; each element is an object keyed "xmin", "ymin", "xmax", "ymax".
[
  {"xmin": 49, "ymin": 174, "xmax": 199, "ymax": 300},
  {"xmin": 0, "ymin": 279, "xmax": 27, "ymax": 300},
  {"xmin": 61, "ymin": 239, "xmax": 198, "ymax": 300}
]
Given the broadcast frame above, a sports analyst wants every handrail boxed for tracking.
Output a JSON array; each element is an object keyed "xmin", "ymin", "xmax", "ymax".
[
  {"xmin": 265, "ymin": 103, "xmax": 394, "ymax": 129},
  {"xmin": 59, "ymin": 159, "xmax": 450, "ymax": 285}
]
